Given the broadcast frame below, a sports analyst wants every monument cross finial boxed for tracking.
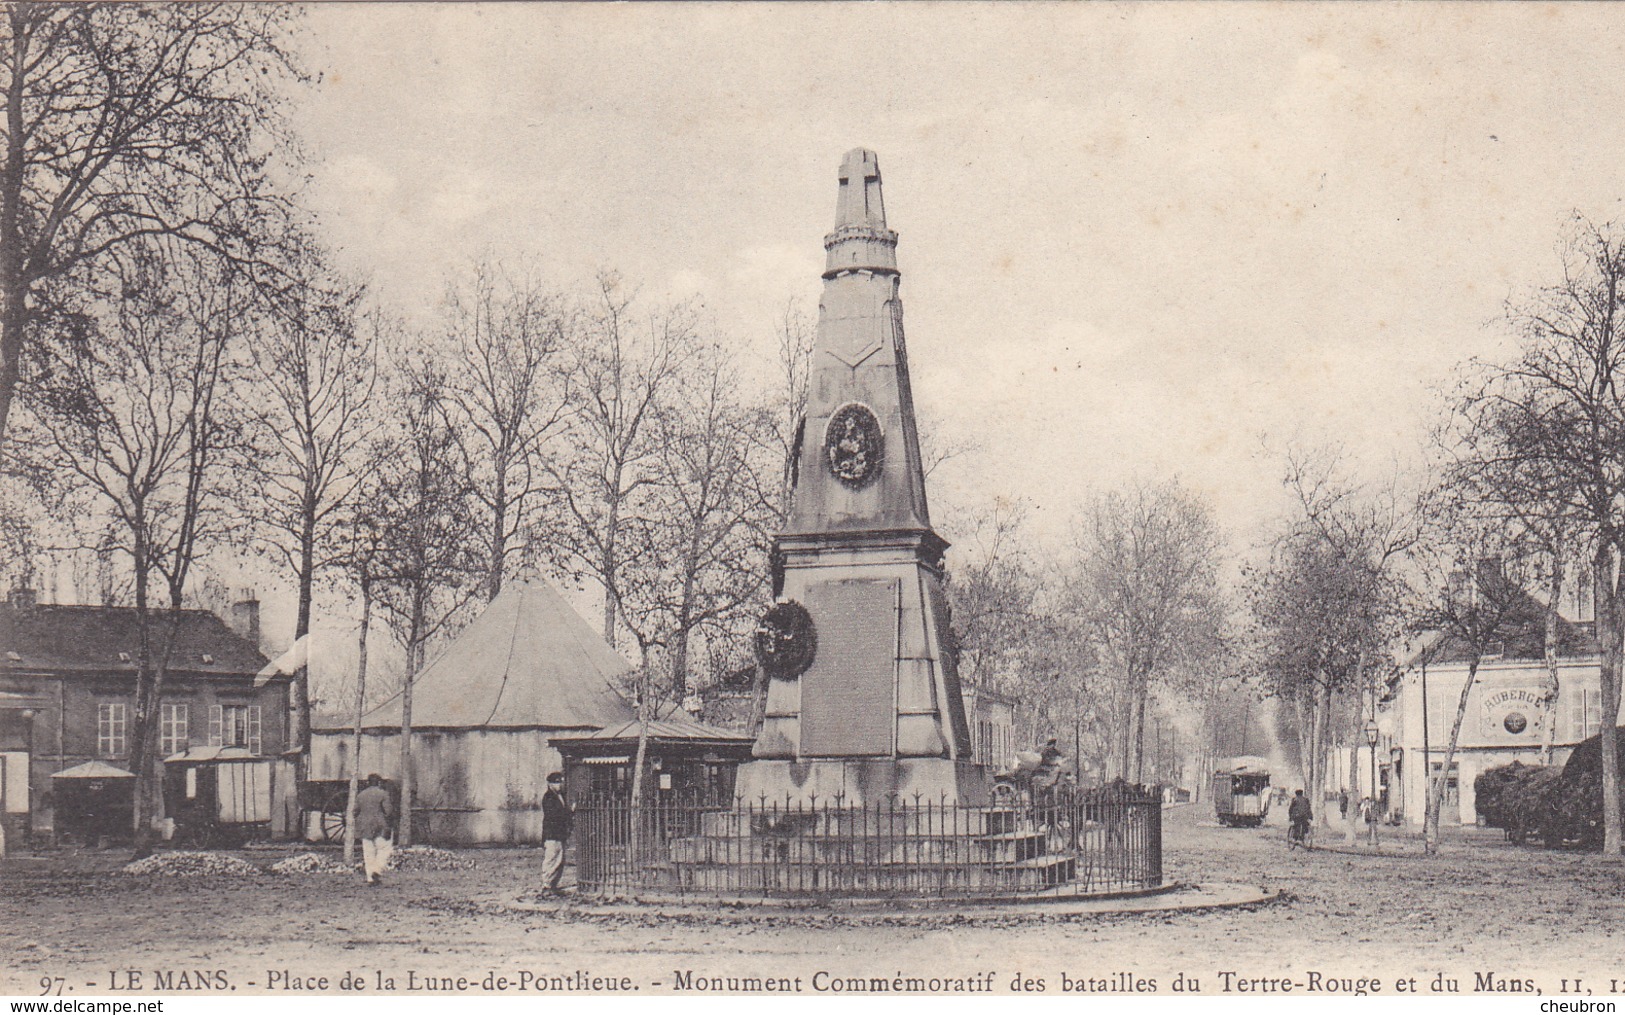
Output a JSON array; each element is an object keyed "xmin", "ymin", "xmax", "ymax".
[{"xmin": 834, "ymin": 147, "xmax": 885, "ymax": 230}]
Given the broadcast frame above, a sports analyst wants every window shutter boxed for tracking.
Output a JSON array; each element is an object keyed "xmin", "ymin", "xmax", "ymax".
[
  {"xmin": 209, "ymin": 705, "xmax": 223, "ymax": 747},
  {"xmin": 248, "ymin": 707, "xmax": 262, "ymax": 755}
]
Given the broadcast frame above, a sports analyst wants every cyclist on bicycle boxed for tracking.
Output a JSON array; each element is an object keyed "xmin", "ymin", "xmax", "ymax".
[{"xmin": 1287, "ymin": 789, "xmax": 1313, "ymax": 846}]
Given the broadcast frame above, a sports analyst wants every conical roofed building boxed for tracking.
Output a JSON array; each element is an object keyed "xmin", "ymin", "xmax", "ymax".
[{"xmin": 310, "ymin": 573, "xmax": 639, "ymax": 843}]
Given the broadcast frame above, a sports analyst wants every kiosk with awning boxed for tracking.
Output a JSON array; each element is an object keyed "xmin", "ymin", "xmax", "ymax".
[
  {"xmin": 551, "ymin": 716, "xmax": 754, "ymax": 805},
  {"xmin": 51, "ymin": 761, "xmax": 135, "ymax": 845}
]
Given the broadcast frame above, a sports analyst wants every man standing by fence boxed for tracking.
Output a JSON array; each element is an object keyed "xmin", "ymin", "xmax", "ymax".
[{"xmin": 541, "ymin": 771, "xmax": 572, "ymax": 895}]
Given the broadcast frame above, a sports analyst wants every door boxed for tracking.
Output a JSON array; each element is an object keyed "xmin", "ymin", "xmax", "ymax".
[
  {"xmin": 1430, "ymin": 762, "xmax": 1460, "ymax": 824},
  {"xmin": 0, "ymin": 751, "xmax": 29, "ymax": 845}
]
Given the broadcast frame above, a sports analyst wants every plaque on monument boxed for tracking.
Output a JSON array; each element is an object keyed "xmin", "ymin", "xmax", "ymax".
[{"xmin": 798, "ymin": 579, "xmax": 899, "ymax": 757}]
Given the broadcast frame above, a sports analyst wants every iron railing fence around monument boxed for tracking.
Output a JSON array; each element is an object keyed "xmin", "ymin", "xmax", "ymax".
[{"xmin": 573, "ymin": 787, "xmax": 1162, "ymax": 900}]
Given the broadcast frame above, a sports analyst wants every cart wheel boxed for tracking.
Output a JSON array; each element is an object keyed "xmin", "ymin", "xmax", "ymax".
[{"xmin": 319, "ymin": 788, "xmax": 349, "ymax": 843}]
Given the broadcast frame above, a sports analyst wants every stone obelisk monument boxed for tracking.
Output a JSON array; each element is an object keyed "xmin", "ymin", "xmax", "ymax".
[{"xmin": 740, "ymin": 148, "xmax": 983, "ymax": 806}]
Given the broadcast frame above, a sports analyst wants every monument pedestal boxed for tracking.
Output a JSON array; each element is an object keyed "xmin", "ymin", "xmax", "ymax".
[{"xmin": 734, "ymin": 758, "xmax": 989, "ymax": 807}]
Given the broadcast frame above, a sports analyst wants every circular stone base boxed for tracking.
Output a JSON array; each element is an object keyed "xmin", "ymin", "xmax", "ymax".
[{"xmin": 502, "ymin": 882, "xmax": 1281, "ymax": 921}]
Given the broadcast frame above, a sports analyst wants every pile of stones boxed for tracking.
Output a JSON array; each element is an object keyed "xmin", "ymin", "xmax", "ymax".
[
  {"xmin": 268, "ymin": 852, "xmax": 354, "ymax": 875},
  {"xmin": 386, "ymin": 845, "xmax": 475, "ymax": 871},
  {"xmin": 122, "ymin": 852, "xmax": 262, "ymax": 877}
]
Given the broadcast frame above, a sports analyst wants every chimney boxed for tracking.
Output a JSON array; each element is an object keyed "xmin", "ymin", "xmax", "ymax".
[
  {"xmin": 8, "ymin": 587, "xmax": 36, "ymax": 608},
  {"xmin": 230, "ymin": 595, "xmax": 261, "ymax": 652}
]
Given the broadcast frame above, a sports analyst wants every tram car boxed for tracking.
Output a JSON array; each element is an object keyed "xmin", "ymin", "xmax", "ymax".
[{"xmin": 1211, "ymin": 766, "xmax": 1272, "ymax": 827}]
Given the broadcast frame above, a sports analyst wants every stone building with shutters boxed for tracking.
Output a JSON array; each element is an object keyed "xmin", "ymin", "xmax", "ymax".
[
  {"xmin": 1378, "ymin": 602, "xmax": 1621, "ymax": 829},
  {"xmin": 0, "ymin": 588, "xmax": 284, "ymax": 843}
]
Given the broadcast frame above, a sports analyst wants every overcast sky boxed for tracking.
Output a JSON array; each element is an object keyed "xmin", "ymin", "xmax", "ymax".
[{"xmin": 288, "ymin": 2, "xmax": 1625, "ymax": 559}]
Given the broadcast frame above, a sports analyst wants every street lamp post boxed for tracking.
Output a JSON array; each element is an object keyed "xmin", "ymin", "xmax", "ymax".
[{"xmin": 1363, "ymin": 716, "xmax": 1380, "ymax": 849}]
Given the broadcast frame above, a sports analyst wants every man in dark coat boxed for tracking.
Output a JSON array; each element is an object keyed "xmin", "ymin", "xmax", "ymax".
[
  {"xmin": 540, "ymin": 771, "xmax": 572, "ymax": 894},
  {"xmin": 355, "ymin": 774, "xmax": 394, "ymax": 886},
  {"xmin": 1287, "ymin": 788, "xmax": 1313, "ymax": 845}
]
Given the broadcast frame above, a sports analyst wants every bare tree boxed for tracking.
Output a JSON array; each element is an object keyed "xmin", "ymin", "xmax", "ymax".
[
  {"xmin": 366, "ymin": 362, "xmax": 482, "ymax": 846},
  {"xmin": 762, "ymin": 297, "xmax": 815, "ymax": 526},
  {"xmin": 338, "ymin": 514, "xmax": 383, "ymax": 866},
  {"xmin": 943, "ymin": 498, "xmax": 1127, "ymax": 770},
  {"xmin": 918, "ymin": 408, "xmax": 979, "ymax": 480},
  {"xmin": 1445, "ymin": 371, "xmax": 1586, "ymax": 764},
  {"xmin": 23, "ymin": 243, "xmax": 243, "ymax": 854},
  {"xmin": 547, "ymin": 273, "xmax": 692, "ymax": 645},
  {"xmin": 243, "ymin": 236, "xmax": 378, "ymax": 765},
  {"xmin": 1408, "ymin": 498, "xmax": 1543, "ymax": 853},
  {"xmin": 738, "ymin": 298, "xmax": 816, "ymax": 731},
  {"xmin": 1247, "ymin": 448, "xmax": 1416, "ymax": 825},
  {"xmin": 942, "ymin": 497, "xmax": 1040, "ymax": 696},
  {"xmin": 1067, "ymin": 479, "xmax": 1225, "ymax": 783},
  {"xmin": 0, "ymin": 3, "xmax": 302, "ymax": 445},
  {"xmin": 1014, "ymin": 602, "xmax": 1108, "ymax": 773},
  {"xmin": 1461, "ymin": 214, "xmax": 1625, "ymax": 855},
  {"xmin": 623, "ymin": 339, "xmax": 772, "ymax": 705},
  {"xmin": 440, "ymin": 258, "xmax": 571, "ymax": 601}
]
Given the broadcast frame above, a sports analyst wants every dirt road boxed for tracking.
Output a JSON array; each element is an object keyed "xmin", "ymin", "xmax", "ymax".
[{"xmin": 3, "ymin": 805, "xmax": 1621, "ymax": 998}]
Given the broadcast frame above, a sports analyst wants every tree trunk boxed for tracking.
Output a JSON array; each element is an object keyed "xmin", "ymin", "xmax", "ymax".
[
  {"xmin": 128, "ymin": 539, "xmax": 157, "ymax": 856},
  {"xmin": 1345, "ymin": 691, "xmax": 1362, "ymax": 844},
  {"xmin": 1313, "ymin": 683, "xmax": 1331, "ymax": 827},
  {"xmin": 292, "ymin": 513, "xmax": 316, "ymax": 777},
  {"xmin": 673, "ymin": 531, "xmax": 703, "ymax": 705},
  {"xmin": 601, "ymin": 499, "xmax": 620, "ymax": 645},
  {"xmin": 488, "ymin": 467, "xmax": 508, "ymax": 602},
  {"xmin": 0, "ymin": 14, "xmax": 29, "ymax": 446},
  {"xmin": 1117, "ymin": 673, "xmax": 1135, "ymax": 780},
  {"xmin": 628, "ymin": 646, "xmax": 652, "ymax": 870},
  {"xmin": 1425, "ymin": 658, "xmax": 1481, "ymax": 855},
  {"xmin": 343, "ymin": 575, "xmax": 371, "ymax": 865},
  {"xmin": 1540, "ymin": 555, "xmax": 1564, "ymax": 766},
  {"xmin": 1132, "ymin": 682, "xmax": 1149, "ymax": 784},
  {"xmin": 1292, "ymin": 694, "xmax": 1312, "ymax": 804},
  {"xmin": 396, "ymin": 597, "xmax": 424, "ymax": 847},
  {"xmin": 1596, "ymin": 546, "xmax": 1622, "ymax": 856}
]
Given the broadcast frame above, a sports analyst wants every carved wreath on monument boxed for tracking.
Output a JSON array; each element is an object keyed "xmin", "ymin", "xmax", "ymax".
[
  {"xmin": 824, "ymin": 402, "xmax": 884, "ymax": 488},
  {"xmin": 754, "ymin": 601, "xmax": 816, "ymax": 679}
]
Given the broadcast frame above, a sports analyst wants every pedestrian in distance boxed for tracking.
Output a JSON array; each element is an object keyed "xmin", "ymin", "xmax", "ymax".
[
  {"xmin": 1040, "ymin": 737, "xmax": 1063, "ymax": 769},
  {"xmin": 355, "ymin": 774, "xmax": 394, "ymax": 886},
  {"xmin": 540, "ymin": 771, "xmax": 573, "ymax": 895},
  {"xmin": 1287, "ymin": 788, "xmax": 1312, "ymax": 848},
  {"xmin": 1338, "ymin": 788, "xmax": 1349, "ymax": 819},
  {"xmin": 1361, "ymin": 795, "xmax": 1380, "ymax": 847}
]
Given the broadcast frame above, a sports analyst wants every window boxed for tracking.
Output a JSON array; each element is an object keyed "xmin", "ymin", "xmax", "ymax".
[
  {"xmin": 160, "ymin": 703, "xmax": 189, "ymax": 756},
  {"xmin": 209, "ymin": 705, "xmax": 261, "ymax": 755},
  {"xmin": 1571, "ymin": 688, "xmax": 1603, "ymax": 742},
  {"xmin": 97, "ymin": 702, "xmax": 128, "ymax": 757}
]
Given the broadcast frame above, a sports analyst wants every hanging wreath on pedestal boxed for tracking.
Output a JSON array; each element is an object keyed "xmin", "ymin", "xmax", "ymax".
[{"xmin": 754, "ymin": 601, "xmax": 817, "ymax": 680}]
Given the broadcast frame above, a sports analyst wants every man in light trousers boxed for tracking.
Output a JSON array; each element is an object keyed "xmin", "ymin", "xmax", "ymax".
[{"xmin": 355, "ymin": 774, "xmax": 394, "ymax": 886}]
